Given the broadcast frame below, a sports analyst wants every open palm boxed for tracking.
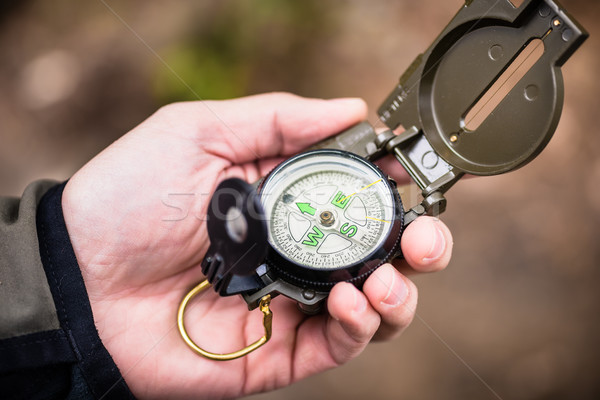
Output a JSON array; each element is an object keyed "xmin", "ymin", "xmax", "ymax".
[{"xmin": 61, "ymin": 93, "xmax": 453, "ymax": 399}]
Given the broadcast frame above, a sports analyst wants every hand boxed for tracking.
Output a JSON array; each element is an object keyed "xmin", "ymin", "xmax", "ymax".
[{"xmin": 62, "ymin": 93, "xmax": 453, "ymax": 399}]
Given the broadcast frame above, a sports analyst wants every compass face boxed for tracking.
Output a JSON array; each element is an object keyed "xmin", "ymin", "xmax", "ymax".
[{"xmin": 260, "ymin": 150, "xmax": 397, "ymax": 270}]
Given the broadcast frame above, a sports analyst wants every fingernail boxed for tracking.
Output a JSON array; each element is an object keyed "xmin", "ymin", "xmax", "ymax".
[
  {"xmin": 423, "ymin": 220, "xmax": 446, "ymax": 263},
  {"xmin": 381, "ymin": 266, "xmax": 408, "ymax": 307}
]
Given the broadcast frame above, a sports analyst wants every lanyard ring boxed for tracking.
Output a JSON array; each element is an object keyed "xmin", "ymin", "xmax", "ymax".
[{"xmin": 177, "ymin": 279, "xmax": 272, "ymax": 361}]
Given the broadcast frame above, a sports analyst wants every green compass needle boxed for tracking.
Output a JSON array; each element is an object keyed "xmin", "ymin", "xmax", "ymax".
[{"xmin": 296, "ymin": 202, "xmax": 316, "ymax": 216}]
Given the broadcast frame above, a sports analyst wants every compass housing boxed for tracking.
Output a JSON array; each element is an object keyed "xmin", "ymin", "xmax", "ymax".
[{"xmin": 258, "ymin": 149, "xmax": 404, "ymax": 289}]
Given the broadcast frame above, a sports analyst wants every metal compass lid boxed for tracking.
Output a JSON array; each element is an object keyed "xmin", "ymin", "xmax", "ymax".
[{"xmin": 378, "ymin": 0, "xmax": 588, "ymax": 175}]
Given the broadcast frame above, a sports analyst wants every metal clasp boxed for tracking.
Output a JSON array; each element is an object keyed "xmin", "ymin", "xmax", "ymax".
[{"xmin": 177, "ymin": 279, "xmax": 273, "ymax": 361}]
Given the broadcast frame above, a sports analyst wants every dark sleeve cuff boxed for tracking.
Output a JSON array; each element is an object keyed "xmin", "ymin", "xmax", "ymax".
[{"xmin": 35, "ymin": 182, "xmax": 135, "ymax": 399}]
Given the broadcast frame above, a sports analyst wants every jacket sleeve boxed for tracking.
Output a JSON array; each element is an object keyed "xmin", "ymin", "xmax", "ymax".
[{"xmin": 0, "ymin": 181, "xmax": 135, "ymax": 400}]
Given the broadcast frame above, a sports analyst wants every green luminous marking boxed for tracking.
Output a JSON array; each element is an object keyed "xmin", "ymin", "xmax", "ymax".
[
  {"xmin": 340, "ymin": 223, "xmax": 358, "ymax": 238},
  {"xmin": 296, "ymin": 202, "xmax": 316, "ymax": 216},
  {"xmin": 302, "ymin": 226, "xmax": 324, "ymax": 247},
  {"xmin": 331, "ymin": 191, "xmax": 350, "ymax": 209}
]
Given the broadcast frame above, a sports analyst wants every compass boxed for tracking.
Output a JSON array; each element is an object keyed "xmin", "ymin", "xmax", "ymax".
[
  {"xmin": 259, "ymin": 149, "xmax": 403, "ymax": 288},
  {"xmin": 178, "ymin": 0, "xmax": 588, "ymax": 360}
]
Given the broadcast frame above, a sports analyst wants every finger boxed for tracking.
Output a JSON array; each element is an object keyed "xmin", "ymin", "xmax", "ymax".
[
  {"xmin": 397, "ymin": 216, "xmax": 453, "ymax": 273},
  {"xmin": 324, "ymin": 282, "xmax": 381, "ymax": 363},
  {"xmin": 362, "ymin": 264, "xmax": 418, "ymax": 341},
  {"xmin": 290, "ymin": 282, "xmax": 381, "ymax": 381},
  {"xmin": 293, "ymin": 282, "xmax": 380, "ymax": 379},
  {"xmin": 166, "ymin": 93, "xmax": 368, "ymax": 163}
]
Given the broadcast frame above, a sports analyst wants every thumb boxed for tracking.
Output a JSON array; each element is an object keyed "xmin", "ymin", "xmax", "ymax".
[{"xmin": 157, "ymin": 92, "xmax": 368, "ymax": 163}]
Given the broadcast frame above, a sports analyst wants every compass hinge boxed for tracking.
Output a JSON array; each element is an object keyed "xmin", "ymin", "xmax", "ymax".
[{"xmin": 368, "ymin": 126, "xmax": 465, "ymax": 226}]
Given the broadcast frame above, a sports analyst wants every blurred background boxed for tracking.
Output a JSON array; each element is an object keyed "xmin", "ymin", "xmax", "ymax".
[{"xmin": 1, "ymin": 0, "xmax": 598, "ymax": 399}]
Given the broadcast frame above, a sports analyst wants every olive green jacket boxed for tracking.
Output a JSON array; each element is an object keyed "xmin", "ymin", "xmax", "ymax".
[
  {"xmin": 0, "ymin": 181, "xmax": 133, "ymax": 399},
  {"xmin": 0, "ymin": 181, "xmax": 60, "ymax": 340}
]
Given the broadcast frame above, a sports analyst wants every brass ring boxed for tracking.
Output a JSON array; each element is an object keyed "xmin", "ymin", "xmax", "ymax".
[{"xmin": 177, "ymin": 279, "xmax": 272, "ymax": 361}]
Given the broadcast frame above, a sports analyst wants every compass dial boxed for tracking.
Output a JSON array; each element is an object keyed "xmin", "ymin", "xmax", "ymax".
[{"xmin": 260, "ymin": 150, "xmax": 401, "ymax": 279}]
